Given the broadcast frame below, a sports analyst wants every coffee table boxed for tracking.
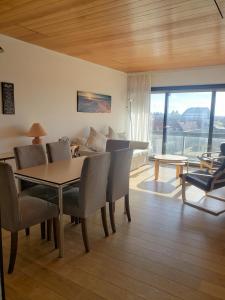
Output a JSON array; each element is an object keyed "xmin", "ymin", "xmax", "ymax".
[{"xmin": 154, "ymin": 154, "xmax": 188, "ymax": 180}]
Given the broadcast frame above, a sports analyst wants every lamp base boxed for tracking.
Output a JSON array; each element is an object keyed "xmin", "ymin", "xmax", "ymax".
[{"xmin": 32, "ymin": 137, "xmax": 42, "ymax": 144}]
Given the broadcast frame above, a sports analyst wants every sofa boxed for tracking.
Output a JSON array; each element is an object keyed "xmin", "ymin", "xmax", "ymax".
[{"xmin": 76, "ymin": 137, "xmax": 149, "ymax": 171}]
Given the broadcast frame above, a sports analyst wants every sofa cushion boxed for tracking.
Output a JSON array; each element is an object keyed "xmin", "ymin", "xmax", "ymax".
[
  {"xmin": 86, "ymin": 127, "xmax": 107, "ymax": 152},
  {"xmin": 133, "ymin": 149, "xmax": 149, "ymax": 157}
]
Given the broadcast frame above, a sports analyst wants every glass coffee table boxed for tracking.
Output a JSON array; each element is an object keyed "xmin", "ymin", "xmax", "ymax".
[{"xmin": 154, "ymin": 154, "xmax": 188, "ymax": 180}]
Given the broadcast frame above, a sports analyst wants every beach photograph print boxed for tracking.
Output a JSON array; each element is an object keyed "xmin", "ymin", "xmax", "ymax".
[{"xmin": 77, "ymin": 91, "xmax": 111, "ymax": 113}]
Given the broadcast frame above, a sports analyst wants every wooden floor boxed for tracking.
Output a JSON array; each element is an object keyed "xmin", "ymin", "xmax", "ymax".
[{"xmin": 3, "ymin": 163, "xmax": 225, "ymax": 300}]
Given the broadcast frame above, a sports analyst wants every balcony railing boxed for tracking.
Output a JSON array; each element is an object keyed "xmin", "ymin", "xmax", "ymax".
[{"xmin": 151, "ymin": 130, "xmax": 225, "ymax": 161}]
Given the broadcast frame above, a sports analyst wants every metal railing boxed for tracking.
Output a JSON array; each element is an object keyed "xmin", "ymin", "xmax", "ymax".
[{"xmin": 151, "ymin": 131, "xmax": 225, "ymax": 161}]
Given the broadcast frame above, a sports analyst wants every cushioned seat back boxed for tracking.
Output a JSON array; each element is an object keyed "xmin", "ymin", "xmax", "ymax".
[
  {"xmin": 79, "ymin": 153, "xmax": 110, "ymax": 218},
  {"xmin": 107, "ymin": 148, "xmax": 133, "ymax": 202},
  {"xmin": 106, "ymin": 139, "xmax": 130, "ymax": 152},
  {"xmin": 0, "ymin": 163, "xmax": 20, "ymax": 232},
  {"xmin": 14, "ymin": 144, "xmax": 47, "ymax": 169},
  {"xmin": 46, "ymin": 141, "xmax": 72, "ymax": 163},
  {"xmin": 14, "ymin": 144, "xmax": 47, "ymax": 191}
]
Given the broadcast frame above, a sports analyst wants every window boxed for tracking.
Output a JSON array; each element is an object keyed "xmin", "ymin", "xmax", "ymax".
[{"xmin": 150, "ymin": 85, "xmax": 225, "ymax": 161}]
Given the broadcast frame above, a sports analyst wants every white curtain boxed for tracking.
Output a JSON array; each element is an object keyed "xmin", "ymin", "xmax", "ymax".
[{"xmin": 127, "ymin": 72, "xmax": 151, "ymax": 142}]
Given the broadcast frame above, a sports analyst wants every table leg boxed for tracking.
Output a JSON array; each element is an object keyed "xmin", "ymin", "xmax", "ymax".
[
  {"xmin": 154, "ymin": 159, "xmax": 159, "ymax": 180},
  {"xmin": 58, "ymin": 186, "xmax": 64, "ymax": 258},
  {"xmin": 176, "ymin": 165, "xmax": 180, "ymax": 178}
]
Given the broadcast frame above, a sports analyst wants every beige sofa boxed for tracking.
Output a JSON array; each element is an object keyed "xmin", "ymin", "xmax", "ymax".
[{"xmin": 77, "ymin": 139, "xmax": 149, "ymax": 171}]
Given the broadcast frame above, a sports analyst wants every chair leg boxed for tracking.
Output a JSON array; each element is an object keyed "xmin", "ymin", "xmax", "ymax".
[
  {"xmin": 125, "ymin": 194, "xmax": 131, "ymax": 222},
  {"xmin": 101, "ymin": 206, "xmax": 109, "ymax": 237},
  {"xmin": 80, "ymin": 218, "xmax": 90, "ymax": 252},
  {"xmin": 25, "ymin": 228, "xmax": 30, "ymax": 236},
  {"xmin": 109, "ymin": 202, "xmax": 116, "ymax": 233},
  {"xmin": 53, "ymin": 217, "xmax": 59, "ymax": 249},
  {"xmin": 181, "ymin": 177, "xmax": 187, "ymax": 203},
  {"xmin": 47, "ymin": 219, "xmax": 52, "ymax": 241},
  {"xmin": 8, "ymin": 232, "xmax": 18, "ymax": 274},
  {"xmin": 40, "ymin": 222, "xmax": 46, "ymax": 239},
  {"xmin": 75, "ymin": 217, "xmax": 80, "ymax": 225}
]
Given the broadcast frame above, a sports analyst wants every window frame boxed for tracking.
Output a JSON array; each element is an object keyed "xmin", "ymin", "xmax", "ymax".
[{"xmin": 150, "ymin": 84, "xmax": 225, "ymax": 158}]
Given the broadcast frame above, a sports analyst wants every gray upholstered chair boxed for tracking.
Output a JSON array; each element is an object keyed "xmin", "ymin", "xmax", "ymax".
[
  {"xmin": 46, "ymin": 141, "xmax": 72, "ymax": 163},
  {"xmin": 107, "ymin": 148, "xmax": 133, "ymax": 233},
  {"xmin": 46, "ymin": 141, "xmax": 79, "ymax": 224},
  {"xmin": 0, "ymin": 163, "xmax": 59, "ymax": 274},
  {"xmin": 51, "ymin": 153, "xmax": 110, "ymax": 252},
  {"xmin": 14, "ymin": 144, "xmax": 57, "ymax": 238}
]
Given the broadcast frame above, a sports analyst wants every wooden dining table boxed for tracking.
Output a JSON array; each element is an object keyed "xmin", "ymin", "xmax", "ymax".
[
  {"xmin": 0, "ymin": 152, "xmax": 14, "ymax": 162},
  {"xmin": 14, "ymin": 156, "xmax": 86, "ymax": 258}
]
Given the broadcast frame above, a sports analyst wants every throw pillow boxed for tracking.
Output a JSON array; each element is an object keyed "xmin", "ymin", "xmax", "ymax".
[
  {"xmin": 108, "ymin": 126, "xmax": 118, "ymax": 139},
  {"xmin": 86, "ymin": 127, "xmax": 107, "ymax": 152}
]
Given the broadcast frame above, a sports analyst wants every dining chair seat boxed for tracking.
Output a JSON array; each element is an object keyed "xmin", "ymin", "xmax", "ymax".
[
  {"xmin": 21, "ymin": 184, "xmax": 58, "ymax": 201},
  {"xmin": 10, "ymin": 195, "xmax": 58, "ymax": 232}
]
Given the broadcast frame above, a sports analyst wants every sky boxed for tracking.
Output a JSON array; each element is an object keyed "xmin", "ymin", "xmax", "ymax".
[{"xmin": 151, "ymin": 91, "xmax": 225, "ymax": 116}]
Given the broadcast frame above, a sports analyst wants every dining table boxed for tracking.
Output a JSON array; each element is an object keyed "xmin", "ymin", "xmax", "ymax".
[
  {"xmin": 14, "ymin": 156, "xmax": 86, "ymax": 258},
  {"xmin": 0, "ymin": 152, "xmax": 14, "ymax": 162}
]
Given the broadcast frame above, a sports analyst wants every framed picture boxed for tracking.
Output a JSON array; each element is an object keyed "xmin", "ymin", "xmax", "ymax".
[
  {"xmin": 1, "ymin": 82, "xmax": 15, "ymax": 114},
  {"xmin": 77, "ymin": 91, "xmax": 111, "ymax": 113}
]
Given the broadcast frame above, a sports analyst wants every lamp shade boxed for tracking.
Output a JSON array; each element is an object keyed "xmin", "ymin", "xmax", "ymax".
[{"xmin": 27, "ymin": 123, "xmax": 46, "ymax": 137}]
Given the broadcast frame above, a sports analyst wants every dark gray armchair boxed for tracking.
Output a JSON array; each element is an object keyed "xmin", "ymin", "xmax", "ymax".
[
  {"xmin": 0, "ymin": 163, "xmax": 59, "ymax": 273},
  {"xmin": 107, "ymin": 148, "xmax": 133, "ymax": 233}
]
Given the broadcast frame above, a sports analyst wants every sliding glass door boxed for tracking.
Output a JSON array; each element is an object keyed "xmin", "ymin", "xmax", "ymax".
[
  {"xmin": 167, "ymin": 92, "xmax": 211, "ymax": 160},
  {"xmin": 150, "ymin": 85, "xmax": 225, "ymax": 161},
  {"xmin": 212, "ymin": 92, "xmax": 225, "ymax": 152}
]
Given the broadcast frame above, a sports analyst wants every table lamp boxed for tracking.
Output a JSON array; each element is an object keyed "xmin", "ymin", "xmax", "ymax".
[{"xmin": 27, "ymin": 123, "xmax": 47, "ymax": 144}]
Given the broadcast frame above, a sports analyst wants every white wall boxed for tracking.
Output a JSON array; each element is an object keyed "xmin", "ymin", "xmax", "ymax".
[
  {"xmin": 151, "ymin": 65, "xmax": 225, "ymax": 87},
  {"xmin": 0, "ymin": 34, "xmax": 127, "ymax": 152}
]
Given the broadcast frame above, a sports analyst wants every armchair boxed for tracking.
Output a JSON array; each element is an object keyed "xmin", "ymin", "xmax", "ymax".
[{"xmin": 180, "ymin": 160, "xmax": 225, "ymax": 215}]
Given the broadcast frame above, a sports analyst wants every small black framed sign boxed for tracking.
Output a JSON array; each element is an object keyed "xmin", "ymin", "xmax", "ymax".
[{"xmin": 1, "ymin": 82, "xmax": 15, "ymax": 114}]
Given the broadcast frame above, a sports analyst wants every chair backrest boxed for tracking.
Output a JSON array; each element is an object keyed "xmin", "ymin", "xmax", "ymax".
[
  {"xmin": 79, "ymin": 153, "xmax": 110, "ymax": 218},
  {"xmin": 106, "ymin": 139, "xmax": 130, "ymax": 152},
  {"xmin": 107, "ymin": 148, "xmax": 133, "ymax": 202},
  {"xmin": 210, "ymin": 159, "xmax": 225, "ymax": 190},
  {"xmin": 0, "ymin": 163, "xmax": 20, "ymax": 232},
  {"xmin": 14, "ymin": 144, "xmax": 47, "ymax": 190},
  {"xmin": 14, "ymin": 144, "xmax": 47, "ymax": 169},
  {"xmin": 46, "ymin": 141, "xmax": 72, "ymax": 163}
]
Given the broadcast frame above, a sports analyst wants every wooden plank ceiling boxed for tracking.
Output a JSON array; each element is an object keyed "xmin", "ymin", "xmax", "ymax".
[{"xmin": 0, "ymin": 0, "xmax": 225, "ymax": 72}]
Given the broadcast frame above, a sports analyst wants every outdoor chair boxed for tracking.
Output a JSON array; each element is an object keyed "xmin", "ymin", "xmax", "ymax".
[{"xmin": 197, "ymin": 143, "xmax": 225, "ymax": 172}]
